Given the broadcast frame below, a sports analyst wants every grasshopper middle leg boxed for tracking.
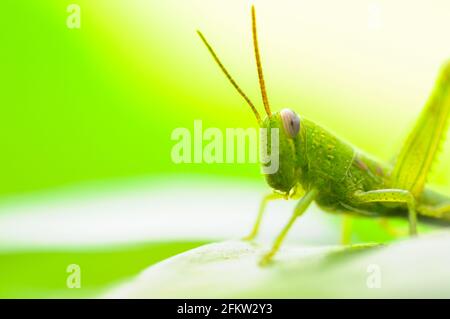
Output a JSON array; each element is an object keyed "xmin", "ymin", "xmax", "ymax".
[{"xmin": 354, "ymin": 189, "xmax": 417, "ymax": 235}]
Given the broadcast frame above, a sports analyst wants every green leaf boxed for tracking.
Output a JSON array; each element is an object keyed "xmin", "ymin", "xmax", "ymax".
[{"xmin": 106, "ymin": 231, "xmax": 450, "ymax": 298}]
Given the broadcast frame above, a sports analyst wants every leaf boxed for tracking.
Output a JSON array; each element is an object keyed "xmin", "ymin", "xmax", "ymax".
[{"xmin": 105, "ymin": 231, "xmax": 450, "ymax": 298}]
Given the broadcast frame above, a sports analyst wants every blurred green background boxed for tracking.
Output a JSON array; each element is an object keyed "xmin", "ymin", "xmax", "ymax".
[{"xmin": 1, "ymin": 0, "xmax": 450, "ymax": 298}]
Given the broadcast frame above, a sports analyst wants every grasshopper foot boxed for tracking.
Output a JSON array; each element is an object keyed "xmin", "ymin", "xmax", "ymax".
[
  {"xmin": 259, "ymin": 251, "xmax": 276, "ymax": 267},
  {"xmin": 242, "ymin": 232, "xmax": 257, "ymax": 242}
]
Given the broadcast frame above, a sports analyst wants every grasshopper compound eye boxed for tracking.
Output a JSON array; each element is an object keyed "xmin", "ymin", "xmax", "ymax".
[{"xmin": 280, "ymin": 108, "xmax": 300, "ymax": 138}]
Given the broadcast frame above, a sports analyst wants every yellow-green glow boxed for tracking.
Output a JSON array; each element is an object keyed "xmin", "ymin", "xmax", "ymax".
[{"xmin": 2, "ymin": 0, "xmax": 450, "ymax": 194}]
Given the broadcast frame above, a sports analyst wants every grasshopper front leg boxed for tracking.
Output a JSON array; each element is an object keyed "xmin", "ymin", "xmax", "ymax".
[
  {"xmin": 354, "ymin": 189, "xmax": 417, "ymax": 235},
  {"xmin": 260, "ymin": 188, "xmax": 318, "ymax": 266},
  {"xmin": 243, "ymin": 192, "xmax": 284, "ymax": 241}
]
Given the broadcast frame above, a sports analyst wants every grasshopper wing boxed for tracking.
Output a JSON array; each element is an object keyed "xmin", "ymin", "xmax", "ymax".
[{"xmin": 391, "ymin": 62, "xmax": 450, "ymax": 197}]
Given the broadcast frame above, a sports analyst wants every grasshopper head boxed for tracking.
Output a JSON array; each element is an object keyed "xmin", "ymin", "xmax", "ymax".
[
  {"xmin": 198, "ymin": 7, "xmax": 304, "ymax": 193},
  {"xmin": 261, "ymin": 108, "xmax": 301, "ymax": 193}
]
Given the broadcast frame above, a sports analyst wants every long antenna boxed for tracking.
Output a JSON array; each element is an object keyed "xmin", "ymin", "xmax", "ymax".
[
  {"xmin": 197, "ymin": 30, "xmax": 262, "ymax": 124},
  {"xmin": 251, "ymin": 5, "xmax": 271, "ymax": 116}
]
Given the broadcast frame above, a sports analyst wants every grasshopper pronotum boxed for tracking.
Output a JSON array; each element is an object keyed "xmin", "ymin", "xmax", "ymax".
[{"xmin": 198, "ymin": 6, "xmax": 450, "ymax": 264}]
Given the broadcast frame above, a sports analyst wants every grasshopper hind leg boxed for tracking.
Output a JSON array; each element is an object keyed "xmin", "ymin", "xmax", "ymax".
[
  {"xmin": 418, "ymin": 203, "xmax": 450, "ymax": 220},
  {"xmin": 391, "ymin": 62, "xmax": 450, "ymax": 197}
]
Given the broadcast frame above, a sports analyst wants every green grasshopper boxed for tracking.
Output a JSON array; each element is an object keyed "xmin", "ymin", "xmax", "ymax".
[{"xmin": 198, "ymin": 6, "xmax": 450, "ymax": 265}]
